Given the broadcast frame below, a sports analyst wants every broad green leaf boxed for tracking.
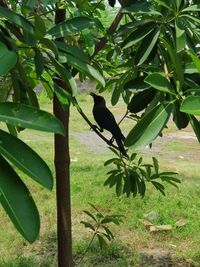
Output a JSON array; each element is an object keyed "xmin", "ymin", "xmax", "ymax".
[
  {"xmin": 55, "ymin": 41, "xmax": 89, "ymax": 63},
  {"xmin": 182, "ymin": 4, "xmax": 200, "ymax": 12},
  {"xmin": 0, "ymin": 129, "xmax": 53, "ymax": 189},
  {"xmin": 124, "ymin": 77, "xmax": 151, "ymax": 92},
  {"xmin": 66, "ymin": 54, "xmax": 105, "ymax": 87},
  {"xmin": 97, "ymin": 234, "xmax": 108, "ymax": 251},
  {"xmin": 161, "ymin": 37, "xmax": 184, "ymax": 86},
  {"xmin": 152, "ymin": 157, "xmax": 159, "ymax": 174},
  {"xmin": 173, "ymin": 102, "xmax": 189, "ymax": 129},
  {"xmin": 175, "ymin": 19, "xmax": 186, "ymax": 52},
  {"xmin": 0, "ymin": 6, "xmax": 34, "ymax": 34},
  {"xmin": 0, "ymin": 154, "xmax": 39, "ymax": 243},
  {"xmin": 128, "ymin": 89, "xmax": 156, "ymax": 113},
  {"xmin": 82, "ymin": 28, "xmax": 95, "ymax": 56},
  {"xmin": 189, "ymin": 115, "xmax": 200, "ymax": 143},
  {"xmin": 122, "ymin": 23, "xmax": 156, "ymax": 49},
  {"xmin": 34, "ymin": 49, "xmax": 44, "ymax": 76},
  {"xmin": 135, "ymin": 29, "xmax": 160, "ymax": 66},
  {"xmin": 80, "ymin": 221, "xmax": 95, "ymax": 231},
  {"xmin": 175, "ymin": 0, "xmax": 182, "ymax": 10},
  {"xmin": 0, "ymin": 102, "xmax": 64, "ymax": 135},
  {"xmin": 53, "ymin": 83, "xmax": 70, "ymax": 111},
  {"xmin": 187, "ymin": 50, "xmax": 200, "ymax": 73},
  {"xmin": 153, "ymin": 0, "xmax": 173, "ymax": 11},
  {"xmin": 47, "ymin": 17, "xmax": 94, "ymax": 39},
  {"xmin": 41, "ymin": 38, "xmax": 59, "ymax": 58},
  {"xmin": 116, "ymin": 176, "xmax": 123, "ymax": 197},
  {"xmin": 181, "ymin": 96, "xmax": 200, "ymax": 116},
  {"xmin": 125, "ymin": 103, "xmax": 172, "ymax": 149},
  {"xmin": 35, "ymin": 15, "xmax": 46, "ymax": 40},
  {"xmin": 83, "ymin": 210, "xmax": 97, "ymax": 222},
  {"xmin": 0, "ymin": 42, "xmax": 17, "ymax": 76},
  {"xmin": 111, "ymin": 84, "xmax": 121, "ymax": 106},
  {"xmin": 152, "ymin": 181, "xmax": 165, "ymax": 195},
  {"xmin": 185, "ymin": 63, "xmax": 199, "ymax": 74},
  {"xmin": 22, "ymin": 0, "xmax": 37, "ymax": 8},
  {"xmin": 145, "ymin": 73, "xmax": 175, "ymax": 94},
  {"xmin": 49, "ymin": 55, "xmax": 78, "ymax": 96},
  {"xmin": 123, "ymin": 2, "xmax": 162, "ymax": 16},
  {"xmin": 138, "ymin": 180, "xmax": 146, "ymax": 198}
]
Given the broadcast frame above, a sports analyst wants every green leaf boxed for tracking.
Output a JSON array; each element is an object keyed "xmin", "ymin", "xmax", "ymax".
[
  {"xmin": 34, "ymin": 49, "xmax": 44, "ymax": 77},
  {"xmin": 35, "ymin": 15, "xmax": 46, "ymax": 40},
  {"xmin": 0, "ymin": 102, "xmax": 64, "ymax": 135},
  {"xmin": 97, "ymin": 234, "xmax": 108, "ymax": 251},
  {"xmin": 187, "ymin": 50, "xmax": 200, "ymax": 73},
  {"xmin": 152, "ymin": 181, "xmax": 165, "ymax": 195},
  {"xmin": 80, "ymin": 221, "xmax": 95, "ymax": 231},
  {"xmin": 138, "ymin": 180, "xmax": 146, "ymax": 198},
  {"xmin": 0, "ymin": 42, "xmax": 17, "ymax": 76},
  {"xmin": 47, "ymin": 17, "xmax": 94, "ymax": 39},
  {"xmin": 125, "ymin": 103, "xmax": 172, "ymax": 149},
  {"xmin": 116, "ymin": 176, "xmax": 123, "ymax": 197},
  {"xmin": 124, "ymin": 77, "xmax": 151, "ymax": 92},
  {"xmin": 182, "ymin": 4, "xmax": 200, "ymax": 12},
  {"xmin": 0, "ymin": 154, "xmax": 39, "ymax": 243},
  {"xmin": 111, "ymin": 84, "xmax": 121, "ymax": 106},
  {"xmin": 53, "ymin": 83, "xmax": 70, "ymax": 111},
  {"xmin": 104, "ymin": 174, "xmax": 118, "ymax": 188},
  {"xmin": 145, "ymin": 73, "xmax": 175, "ymax": 94},
  {"xmin": 0, "ymin": 6, "xmax": 34, "ymax": 34},
  {"xmin": 161, "ymin": 37, "xmax": 184, "ymax": 85},
  {"xmin": 55, "ymin": 41, "xmax": 89, "ymax": 63},
  {"xmin": 175, "ymin": 19, "xmax": 186, "ymax": 52},
  {"xmin": 49, "ymin": 56, "xmax": 78, "ymax": 96},
  {"xmin": 189, "ymin": 115, "xmax": 200, "ymax": 143},
  {"xmin": 122, "ymin": 23, "xmax": 156, "ymax": 49},
  {"xmin": 82, "ymin": 28, "xmax": 95, "ymax": 56},
  {"xmin": 83, "ymin": 210, "xmax": 98, "ymax": 222},
  {"xmin": 152, "ymin": 157, "xmax": 159, "ymax": 174},
  {"xmin": 65, "ymin": 54, "xmax": 105, "ymax": 87},
  {"xmin": 41, "ymin": 38, "xmax": 59, "ymax": 58},
  {"xmin": 135, "ymin": 29, "xmax": 160, "ymax": 66},
  {"xmin": 180, "ymin": 96, "xmax": 200, "ymax": 116},
  {"xmin": 104, "ymin": 158, "xmax": 119, "ymax": 166},
  {"xmin": 128, "ymin": 89, "xmax": 156, "ymax": 113},
  {"xmin": 0, "ymin": 129, "xmax": 53, "ymax": 189},
  {"xmin": 130, "ymin": 171, "xmax": 138, "ymax": 197},
  {"xmin": 102, "ymin": 225, "xmax": 114, "ymax": 239},
  {"xmin": 173, "ymin": 102, "xmax": 189, "ymax": 129}
]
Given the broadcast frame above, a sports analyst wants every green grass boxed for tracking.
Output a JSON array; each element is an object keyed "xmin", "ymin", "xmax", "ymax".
[{"xmin": 1, "ymin": 91, "xmax": 200, "ymax": 266}]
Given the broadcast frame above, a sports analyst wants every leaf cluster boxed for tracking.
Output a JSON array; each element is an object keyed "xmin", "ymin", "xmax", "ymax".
[{"xmin": 104, "ymin": 148, "xmax": 180, "ymax": 197}]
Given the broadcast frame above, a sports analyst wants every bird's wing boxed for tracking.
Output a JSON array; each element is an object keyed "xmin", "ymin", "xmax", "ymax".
[{"xmin": 93, "ymin": 107, "xmax": 124, "ymax": 139}]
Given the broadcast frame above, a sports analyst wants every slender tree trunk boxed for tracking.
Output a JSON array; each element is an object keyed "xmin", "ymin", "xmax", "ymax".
[
  {"xmin": 54, "ymin": 7, "xmax": 73, "ymax": 267},
  {"xmin": 54, "ymin": 95, "xmax": 73, "ymax": 267}
]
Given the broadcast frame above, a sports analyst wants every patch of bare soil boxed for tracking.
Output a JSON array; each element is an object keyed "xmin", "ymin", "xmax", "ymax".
[
  {"xmin": 71, "ymin": 129, "xmax": 200, "ymax": 161},
  {"xmin": 139, "ymin": 248, "xmax": 195, "ymax": 267}
]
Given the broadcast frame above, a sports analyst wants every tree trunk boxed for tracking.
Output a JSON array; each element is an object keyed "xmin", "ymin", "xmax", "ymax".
[
  {"xmin": 54, "ymin": 7, "xmax": 73, "ymax": 267},
  {"xmin": 54, "ymin": 95, "xmax": 73, "ymax": 267}
]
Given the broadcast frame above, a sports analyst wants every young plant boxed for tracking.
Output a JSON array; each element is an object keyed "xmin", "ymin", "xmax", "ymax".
[{"xmin": 78, "ymin": 203, "xmax": 124, "ymax": 265}]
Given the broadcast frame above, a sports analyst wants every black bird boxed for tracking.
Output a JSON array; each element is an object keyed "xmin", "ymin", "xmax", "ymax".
[
  {"xmin": 90, "ymin": 93, "xmax": 127, "ymax": 156},
  {"xmin": 108, "ymin": 0, "xmax": 116, "ymax": 7}
]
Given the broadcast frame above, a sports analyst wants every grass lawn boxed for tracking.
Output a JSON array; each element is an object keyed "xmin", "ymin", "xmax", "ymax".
[{"xmin": 0, "ymin": 91, "xmax": 200, "ymax": 266}]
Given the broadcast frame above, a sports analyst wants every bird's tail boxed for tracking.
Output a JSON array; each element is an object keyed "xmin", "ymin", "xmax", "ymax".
[{"xmin": 115, "ymin": 138, "xmax": 128, "ymax": 158}]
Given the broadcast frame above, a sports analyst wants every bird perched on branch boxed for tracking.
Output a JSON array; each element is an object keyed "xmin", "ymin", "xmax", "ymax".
[{"xmin": 90, "ymin": 93, "xmax": 127, "ymax": 156}]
